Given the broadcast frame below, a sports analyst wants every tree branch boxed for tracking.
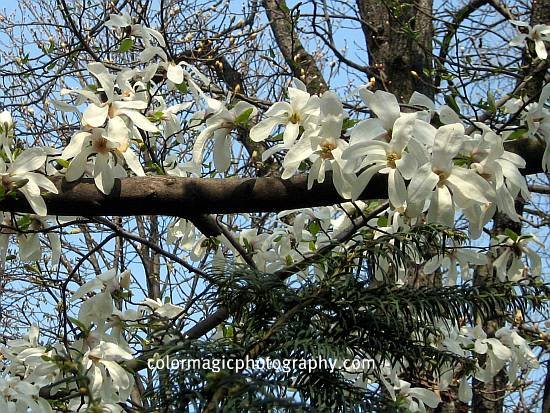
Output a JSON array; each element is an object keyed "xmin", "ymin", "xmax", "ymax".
[{"xmin": 0, "ymin": 138, "xmax": 543, "ymax": 218}]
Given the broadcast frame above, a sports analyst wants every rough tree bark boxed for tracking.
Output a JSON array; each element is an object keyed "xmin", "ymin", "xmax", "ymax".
[{"xmin": 356, "ymin": 0, "xmax": 434, "ymax": 101}]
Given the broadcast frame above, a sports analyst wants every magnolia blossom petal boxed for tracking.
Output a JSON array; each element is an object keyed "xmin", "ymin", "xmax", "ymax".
[
  {"xmin": 94, "ymin": 153, "xmax": 115, "ymax": 195},
  {"xmin": 122, "ymin": 150, "xmax": 145, "ymax": 176},
  {"xmin": 88, "ymin": 62, "xmax": 115, "ymax": 101},
  {"xmin": 427, "ymin": 185, "xmax": 454, "ymax": 227},
  {"xmin": 458, "ymin": 376, "xmax": 472, "ymax": 403},
  {"xmin": 534, "ymin": 39, "xmax": 547, "ymax": 60},
  {"xmin": 359, "ymin": 89, "xmax": 400, "ymax": 130},
  {"xmin": 83, "ymin": 103, "xmax": 109, "ymax": 128},
  {"xmin": 249, "ymin": 117, "xmax": 281, "ymax": 142},
  {"xmin": 406, "ymin": 163, "xmax": 438, "ymax": 216},
  {"xmin": 192, "ymin": 123, "xmax": 220, "ymax": 166},
  {"xmin": 351, "ymin": 164, "xmax": 385, "ymax": 200},
  {"xmin": 349, "ymin": 118, "xmax": 386, "ymax": 145},
  {"xmin": 10, "ymin": 148, "xmax": 46, "ymax": 174},
  {"xmin": 66, "ymin": 147, "xmax": 94, "ymax": 181},
  {"xmin": 117, "ymin": 109, "xmax": 159, "ymax": 132},
  {"xmin": 106, "ymin": 116, "xmax": 129, "ymax": 141},
  {"xmin": 25, "ymin": 172, "xmax": 58, "ymax": 194},
  {"xmin": 283, "ymin": 121, "xmax": 300, "ymax": 147},
  {"xmin": 19, "ymin": 183, "xmax": 47, "ymax": 216},
  {"xmin": 213, "ymin": 134, "xmax": 232, "ymax": 172},
  {"xmin": 62, "ymin": 131, "xmax": 91, "ymax": 159},
  {"xmin": 388, "ymin": 168, "xmax": 407, "ymax": 208},
  {"xmin": 408, "ymin": 388, "xmax": 440, "ymax": 409},
  {"xmin": 167, "ymin": 63, "xmax": 185, "ymax": 84},
  {"xmin": 432, "ymin": 123, "xmax": 464, "ymax": 173}
]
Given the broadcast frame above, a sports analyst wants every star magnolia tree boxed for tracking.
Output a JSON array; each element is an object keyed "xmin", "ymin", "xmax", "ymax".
[{"xmin": 0, "ymin": 1, "xmax": 548, "ymax": 412}]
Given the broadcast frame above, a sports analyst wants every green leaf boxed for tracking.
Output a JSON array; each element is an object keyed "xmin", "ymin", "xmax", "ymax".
[
  {"xmin": 68, "ymin": 316, "xmax": 90, "ymax": 333},
  {"xmin": 119, "ymin": 38, "xmax": 133, "ymax": 53},
  {"xmin": 487, "ymin": 91, "xmax": 496, "ymax": 113},
  {"xmin": 505, "ymin": 228, "xmax": 519, "ymax": 241},
  {"xmin": 506, "ymin": 128, "xmax": 528, "ymax": 140},
  {"xmin": 176, "ymin": 81, "xmax": 189, "ymax": 94},
  {"xmin": 444, "ymin": 94, "xmax": 460, "ymax": 115},
  {"xmin": 223, "ymin": 325, "xmax": 234, "ymax": 338},
  {"xmin": 17, "ymin": 215, "xmax": 31, "ymax": 231},
  {"xmin": 56, "ymin": 159, "xmax": 70, "ymax": 169},
  {"xmin": 235, "ymin": 108, "xmax": 254, "ymax": 125},
  {"xmin": 342, "ymin": 118, "xmax": 358, "ymax": 131},
  {"xmin": 308, "ymin": 221, "xmax": 320, "ymax": 236},
  {"xmin": 377, "ymin": 216, "xmax": 388, "ymax": 227}
]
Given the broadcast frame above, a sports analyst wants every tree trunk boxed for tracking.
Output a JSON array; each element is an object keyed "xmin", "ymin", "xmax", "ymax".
[{"xmin": 356, "ymin": 0, "xmax": 434, "ymax": 101}]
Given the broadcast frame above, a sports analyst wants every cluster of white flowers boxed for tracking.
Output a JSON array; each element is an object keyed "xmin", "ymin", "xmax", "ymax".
[
  {"xmin": 0, "ymin": 13, "xmax": 546, "ymax": 412},
  {"xmin": 0, "ymin": 268, "xmax": 187, "ymax": 412}
]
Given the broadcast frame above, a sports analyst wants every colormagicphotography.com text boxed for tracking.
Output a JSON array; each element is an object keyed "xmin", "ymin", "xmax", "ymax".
[{"xmin": 148, "ymin": 355, "xmax": 375, "ymax": 374}]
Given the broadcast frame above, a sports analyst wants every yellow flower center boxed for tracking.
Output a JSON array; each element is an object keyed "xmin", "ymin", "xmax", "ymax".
[
  {"xmin": 319, "ymin": 139, "xmax": 337, "ymax": 160},
  {"xmin": 92, "ymin": 137, "xmax": 110, "ymax": 154},
  {"xmin": 386, "ymin": 152, "xmax": 400, "ymax": 168},
  {"xmin": 435, "ymin": 170, "xmax": 450, "ymax": 186},
  {"xmin": 289, "ymin": 112, "xmax": 301, "ymax": 124}
]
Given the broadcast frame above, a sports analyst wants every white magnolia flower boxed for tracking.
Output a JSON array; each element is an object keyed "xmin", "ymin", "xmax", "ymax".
[
  {"xmin": 61, "ymin": 62, "xmax": 158, "ymax": 135},
  {"xmin": 509, "ymin": 20, "xmax": 550, "ymax": 60},
  {"xmin": 282, "ymin": 91, "xmax": 352, "ymax": 198},
  {"xmin": 150, "ymin": 96, "xmax": 193, "ymax": 143},
  {"xmin": 0, "ymin": 110, "xmax": 14, "ymax": 158},
  {"xmin": 0, "ymin": 148, "xmax": 58, "ymax": 216},
  {"xmin": 0, "ymin": 375, "xmax": 53, "ymax": 413},
  {"xmin": 192, "ymin": 99, "xmax": 257, "ymax": 173},
  {"xmin": 408, "ymin": 92, "xmax": 462, "ymax": 125},
  {"xmin": 63, "ymin": 127, "xmax": 144, "ymax": 194},
  {"xmin": 492, "ymin": 234, "xmax": 542, "ymax": 282},
  {"xmin": 423, "ymin": 244, "xmax": 488, "ymax": 285},
  {"xmin": 140, "ymin": 298, "xmax": 185, "ymax": 319},
  {"xmin": 406, "ymin": 123, "xmax": 494, "ymax": 226},
  {"xmin": 461, "ymin": 130, "xmax": 529, "ymax": 237},
  {"xmin": 105, "ymin": 13, "xmax": 166, "ymax": 47},
  {"xmin": 82, "ymin": 340, "xmax": 134, "ymax": 404},
  {"xmin": 382, "ymin": 376, "xmax": 440, "ymax": 413},
  {"xmin": 471, "ymin": 324, "xmax": 513, "ymax": 382},
  {"xmin": 343, "ymin": 112, "xmax": 420, "ymax": 202},
  {"xmin": 15, "ymin": 215, "xmax": 61, "ymax": 265},
  {"xmin": 250, "ymin": 78, "xmax": 320, "ymax": 152}
]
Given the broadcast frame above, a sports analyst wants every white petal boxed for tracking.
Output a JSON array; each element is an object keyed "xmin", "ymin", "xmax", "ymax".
[
  {"xmin": 283, "ymin": 122, "xmax": 300, "ymax": 147},
  {"xmin": 458, "ymin": 376, "xmax": 472, "ymax": 403},
  {"xmin": 25, "ymin": 172, "xmax": 58, "ymax": 194},
  {"xmin": 106, "ymin": 116, "xmax": 129, "ymax": 141},
  {"xmin": 250, "ymin": 117, "xmax": 281, "ymax": 142},
  {"xmin": 122, "ymin": 150, "xmax": 145, "ymax": 176},
  {"xmin": 62, "ymin": 131, "xmax": 91, "ymax": 159},
  {"xmin": 535, "ymin": 39, "xmax": 547, "ymax": 60},
  {"xmin": 19, "ymin": 184, "xmax": 47, "ymax": 216},
  {"xmin": 351, "ymin": 164, "xmax": 385, "ymax": 200},
  {"xmin": 117, "ymin": 109, "xmax": 159, "ymax": 132},
  {"xmin": 409, "ymin": 388, "xmax": 440, "ymax": 409},
  {"xmin": 167, "ymin": 63, "xmax": 184, "ymax": 84},
  {"xmin": 94, "ymin": 153, "xmax": 115, "ymax": 195},
  {"xmin": 88, "ymin": 62, "xmax": 114, "ymax": 101},
  {"xmin": 213, "ymin": 134, "xmax": 232, "ymax": 172},
  {"xmin": 406, "ymin": 163, "xmax": 438, "ymax": 216},
  {"xmin": 10, "ymin": 148, "xmax": 46, "ymax": 174},
  {"xmin": 364, "ymin": 90, "xmax": 400, "ymax": 130},
  {"xmin": 83, "ymin": 104, "xmax": 109, "ymax": 128},
  {"xmin": 66, "ymin": 147, "xmax": 94, "ymax": 181},
  {"xmin": 388, "ymin": 168, "xmax": 407, "ymax": 208},
  {"xmin": 432, "ymin": 123, "xmax": 464, "ymax": 173},
  {"xmin": 427, "ymin": 185, "xmax": 454, "ymax": 227}
]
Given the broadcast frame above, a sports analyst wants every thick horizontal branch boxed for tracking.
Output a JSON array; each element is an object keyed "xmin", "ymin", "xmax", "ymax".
[{"xmin": 0, "ymin": 138, "xmax": 544, "ymax": 218}]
